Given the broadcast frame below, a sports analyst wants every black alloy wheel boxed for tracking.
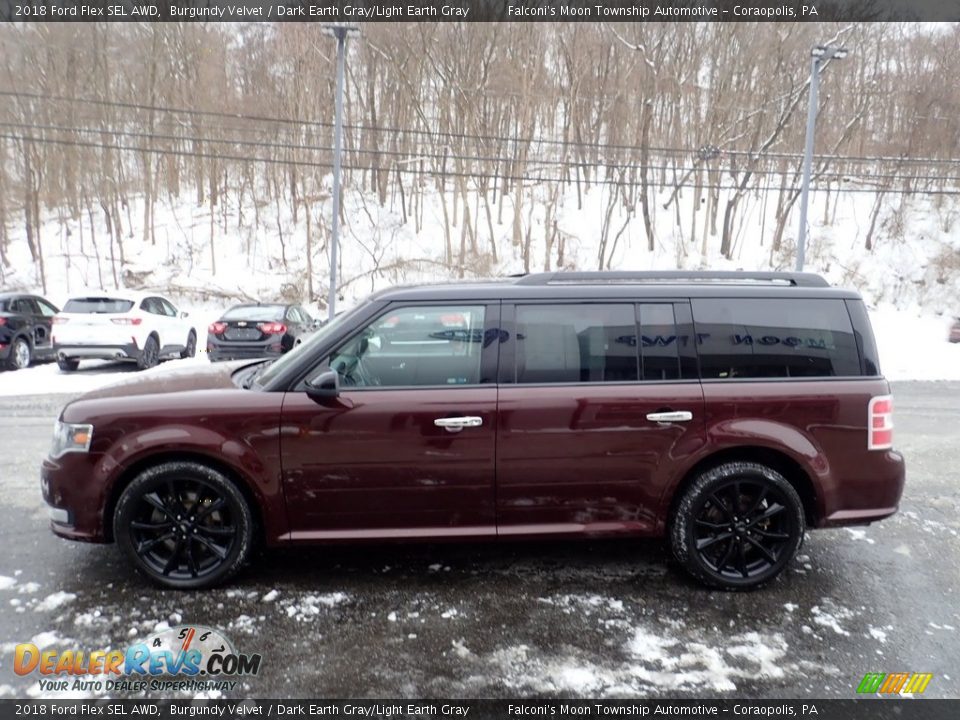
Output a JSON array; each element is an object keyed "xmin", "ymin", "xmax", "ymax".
[
  {"xmin": 670, "ymin": 462, "xmax": 804, "ymax": 590},
  {"xmin": 114, "ymin": 462, "xmax": 253, "ymax": 589},
  {"xmin": 138, "ymin": 335, "xmax": 160, "ymax": 370}
]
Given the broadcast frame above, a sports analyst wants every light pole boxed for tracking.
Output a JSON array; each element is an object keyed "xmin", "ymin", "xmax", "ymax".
[
  {"xmin": 322, "ymin": 23, "xmax": 359, "ymax": 320},
  {"xmin": 796, "ymin": 44, "xmax": 848, "ymax": 272}
]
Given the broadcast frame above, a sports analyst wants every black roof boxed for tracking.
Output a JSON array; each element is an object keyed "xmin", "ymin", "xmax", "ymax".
[{"xmin": 370, "ymin": 271, "xmax": 861, "ymax": 303}]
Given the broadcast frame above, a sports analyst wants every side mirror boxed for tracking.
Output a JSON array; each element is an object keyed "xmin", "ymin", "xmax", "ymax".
[
  {"xmin": 305, "ymin": 368, "xmax": 340, "ymax": 402},
  {"xmin": 180, "ymin": 311, "xmax": 190, "ymax": 319}
]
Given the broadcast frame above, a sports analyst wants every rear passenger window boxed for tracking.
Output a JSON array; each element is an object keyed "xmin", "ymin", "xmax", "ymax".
[
  {"xmin": 515, "ymin": 304, "xmax": 638, "ymax": 384},
  {"xmin": 692, "ymin": 298, "xmax": 861, "ymax": 379},
  {"xmin": 639, "ymin": 304, "xmax": 681, "ymax": 381}
]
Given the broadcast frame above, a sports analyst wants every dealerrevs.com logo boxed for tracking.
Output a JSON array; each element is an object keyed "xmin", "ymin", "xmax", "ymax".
[{"xmin": 14, "ymin": 625, "xmax": 262, "ymax": 694}]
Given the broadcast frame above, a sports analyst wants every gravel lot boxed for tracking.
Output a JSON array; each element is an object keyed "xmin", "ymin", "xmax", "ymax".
[{"xmin": 1, "ymin": 382, "xmax": 957, "ymax": 699}]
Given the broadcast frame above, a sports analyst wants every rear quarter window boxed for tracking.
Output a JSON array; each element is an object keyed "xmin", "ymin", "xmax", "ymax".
[
  {"xmin": 63, "ymin": 298, "xmax": 135, "ymax": 314},
  {"xmin": 692, "ymin": 298, "xmax": 862, "ymax": 379}
]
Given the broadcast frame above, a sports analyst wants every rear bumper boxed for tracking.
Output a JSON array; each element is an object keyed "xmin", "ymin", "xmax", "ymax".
[
  {"xmin": 207, "ymin": 339, "xmax": 284, "ymax": 362},
  {"xmin": 819, "ymin": 449, "xmax": 906, "ymax": 528},
  {"xmin": 55, "ymin": 342, "xmax": 140, "ymax": 361}
]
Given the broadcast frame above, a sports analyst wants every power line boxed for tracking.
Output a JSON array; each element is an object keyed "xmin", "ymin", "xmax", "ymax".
[
  {"xmin": 4, "ymin": 132, "xmax": 958, "ymax": 197},
  {"xmin": 4, "ymin": 88, "xmax": 959, "ymax": 168},
  {"xmin": 4, "ymin": 120, "xmax": 960, "ymax": 187}
]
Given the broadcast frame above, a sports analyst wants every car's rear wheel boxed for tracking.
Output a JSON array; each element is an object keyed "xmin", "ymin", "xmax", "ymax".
[
  {"xmin": 114, "ymin": 461, "xmax": 253, "ymax": 590},
  {"xmin": 181, "ymin": 330, "xmax": 197, "ymax": 359},
  {"xmin": 137, "ymin": 335, "xmax": 160, "ymax": 370},
  {"xmin": 669, "ymin": 462, "xmax": 804, "ymax": 590},
  {"xmin": 57, "ymin": 357, "xmax": 79, "ymax": 372},
  {"xmin": 6, "ymin": 337, "xmax": 31, "ymax": 370}
]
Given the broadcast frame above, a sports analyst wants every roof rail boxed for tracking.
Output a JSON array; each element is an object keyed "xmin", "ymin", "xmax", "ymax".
[{"xmin": 513, "ymin": 270, "xmax": 830, "ymax": 288}]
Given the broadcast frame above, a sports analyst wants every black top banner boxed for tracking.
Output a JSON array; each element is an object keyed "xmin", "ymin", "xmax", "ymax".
[{"xmin": 1, "ymin": 0, "xmax": 959, "ymax": 22}]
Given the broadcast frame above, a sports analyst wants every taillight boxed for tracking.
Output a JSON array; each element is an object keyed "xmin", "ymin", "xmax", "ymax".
[
  {"xmin": 0, "ymin": 318, "xmax": 6, "ymax": 326},
  {"xmin": 209, "ymin": 322, "xmax": 227, "ymax": 335},
  {"xmin": 258, "ymin": 322, "xmax": 287, "ymax": 335},
  {"xmin": 868, "ymin": 395, "xmax": 893, "ymax": 450},
  {"xmin": 111, "ymin": 317, "xmax": 142, "ymax": 325}
]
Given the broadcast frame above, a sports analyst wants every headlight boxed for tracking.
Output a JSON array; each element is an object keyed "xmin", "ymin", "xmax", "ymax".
[{"xmin": 50, "ymin": 420, "xmax": 93, "ymax": 458}]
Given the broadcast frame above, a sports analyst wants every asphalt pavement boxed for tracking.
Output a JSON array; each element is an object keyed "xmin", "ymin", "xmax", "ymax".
[{"xmin": 0, "ymin": 382, "xmax": 957, "ymax": 699}]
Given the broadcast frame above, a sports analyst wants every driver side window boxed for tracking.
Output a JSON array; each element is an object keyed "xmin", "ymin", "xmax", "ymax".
[{"xmin": 328, "ymin": 305, "xmax": 486, "ymax": 388}]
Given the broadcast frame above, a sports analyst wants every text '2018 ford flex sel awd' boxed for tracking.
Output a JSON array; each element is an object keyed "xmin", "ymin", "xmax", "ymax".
[{"xmin": 41, "ymin": 271, "xmax": 905, "ymax": 590}]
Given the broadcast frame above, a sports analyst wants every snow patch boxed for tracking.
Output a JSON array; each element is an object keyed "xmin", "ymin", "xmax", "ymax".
[{"xmin": 34, "ymin": 591, "xmax": 77, "ymax": 612}]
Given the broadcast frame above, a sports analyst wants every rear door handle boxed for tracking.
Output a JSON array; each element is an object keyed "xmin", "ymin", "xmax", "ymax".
[
  {"xmin": 645, "ymin": 411, "xmax": 693, "ymax": 423},
  {"xmin": 434, "ymin": 416, "xmax": 483, "ymax": 432}
]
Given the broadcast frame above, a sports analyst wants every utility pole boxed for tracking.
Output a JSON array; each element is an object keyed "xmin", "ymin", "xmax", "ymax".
[
  {"xmin": 796, "ymin": 44, "xmax": 848, "ymax": 271},
  {"xmin": 323, "ymin": 24, "xmax": 359, "ymax": 320}
]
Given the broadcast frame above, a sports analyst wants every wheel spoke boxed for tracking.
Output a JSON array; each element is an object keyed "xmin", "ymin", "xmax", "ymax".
[
  {"xmin": 192, "ymin": 533, "xmax": 228, "ymax": 560},
  {"xmin": 748, "ymin": 502, "xmax": 786, "ymax": 527},
  {"xmin": 143, "ymin": 492, "xmax": 175, "ymax": 520},
  {"xmin": 166, "ymin": 481, "xmax": 186, "ymax": 516},
  {"xmin": 744, "ymin": 535, "xmax": 778, "ymax": 565},
  {"xmin": 130, "ymin": 520, "xmax": 173, "ymax": 531},
  {"xmin": 696, "ymin": 531, "xmax": 733, "ymax": 551},
  {"xmin": 195, "ymin": 525, "xmax": 235, "ymax": 537},
  {"xmin": 744, "ymin": 487, "xmax": 769, "ymax": 517},
  {"xmin": 753, "ymin": 528, "xmax": 791, "ymax": 541},
  {"xmin": 736, "ymin": 538, "xmax": 749, "ymax": 578},
  {"xmin": 716, "ymin": 537, "xmax": 738, "ymax": 572},
  {"xmin": 185, "ymin": 538, "xmax": 199, "ymax": 578},
  {"xmin": 136, "ymin": 531, "xmax": 174, "ymax": 556},
  {"xmin": 695, "ymin": 519, "xmax": 727, "ymax": 530},
  {"xmin": 708, "ymin": 493, "xmax": 734, "ymax": 520},
  {"xmin": 162, "ymin": 538, "xmax": 185, "ymax": 575}
]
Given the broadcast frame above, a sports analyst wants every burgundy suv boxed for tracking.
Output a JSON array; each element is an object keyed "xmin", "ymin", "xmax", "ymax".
[{"xmin": 41, "ymin": 271, "xmax": 905, "ymax": 590}]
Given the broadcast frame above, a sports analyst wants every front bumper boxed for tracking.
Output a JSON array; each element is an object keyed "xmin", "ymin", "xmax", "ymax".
[{"xmin": 41, "ymin": 452, "xmax": 111, "ymax": 543}]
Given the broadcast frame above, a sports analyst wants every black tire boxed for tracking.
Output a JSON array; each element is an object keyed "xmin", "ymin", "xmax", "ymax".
[
  {"xmin": 181, "ymin": 330, "xmax": 197, "ymax": 359},
  {"xmin": 6, "ymin": 336, "xmax": 32, "ymax": 370},
  {"xmin": 113, "ymin": 461, "xmax": 253, "ymax": 590},
  {"xmin": 57, "ymin": 357, "xmax": 80, "ymax": 372},
  {"xmin": 137, "ymin": 334, "xmax": 160, "ymax": 370},
  {"xmin": 669, "ymin": 461, "xmax": 804, "ymax": 590}
]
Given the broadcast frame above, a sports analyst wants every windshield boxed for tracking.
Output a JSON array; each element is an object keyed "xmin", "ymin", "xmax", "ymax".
[
  {"xmin": 254, "ymin": 301, "xmax": 369, "ymax": 388},
  {"xmin": 222, "ymin": 305, "xmax": 285, "ymax": 322}
]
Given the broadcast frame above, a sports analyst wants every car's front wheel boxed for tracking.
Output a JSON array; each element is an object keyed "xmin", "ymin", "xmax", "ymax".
[
  {"xmin": 113, "ymin": 461, "xmax": 254, "ymax": 590},
  {"xmin": 669, "ymin": 461, "xmax": 804, "ymax": 590}
]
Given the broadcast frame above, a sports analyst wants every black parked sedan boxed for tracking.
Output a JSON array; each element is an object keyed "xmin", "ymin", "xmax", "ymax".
[
  {"xmin": 0, "ymin": 292, "xmax": 60, "ymax": 370},
  {"xmin": 206, "ymin": 303, "xmax": 318, "ymax": 362}
]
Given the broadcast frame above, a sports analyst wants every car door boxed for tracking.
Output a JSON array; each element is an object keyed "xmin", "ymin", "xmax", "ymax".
[
  {"xmin": 496, "ymin": 301, "xmax": 706, "ymax": 537},
  {"xmin": 32, "ymin": 297, "xmax": 59, "ymax": 356},
  {"xmin": 279, "ymin": 302, "xmax": 501, "ymax": 539}
]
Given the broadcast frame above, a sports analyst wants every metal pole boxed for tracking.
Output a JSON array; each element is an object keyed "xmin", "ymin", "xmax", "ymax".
[
  {"xmin": 796, "ymin": 55, "xmax": 820, "ymax": 272},
  {"xmin": 328, "ymin": 28, "xmax": 346, "ymax": 321}
]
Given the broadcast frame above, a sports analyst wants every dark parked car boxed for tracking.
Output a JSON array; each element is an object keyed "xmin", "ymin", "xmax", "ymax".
[
  {"xmin": 206, "ymin": 303, "xmax": 318, "ymax": 361},
  {"xmin": 42, "ymin": 271, "xmax": 905, "ymax": 590},
  {"xmin": 0, "ymin": 292, "xmax": 59, "ymax": 370}
]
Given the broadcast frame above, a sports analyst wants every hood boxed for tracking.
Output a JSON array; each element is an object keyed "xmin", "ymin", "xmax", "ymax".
[{"xmin": 75, "ymin": 360, "xmax": 257, "ymax": 401}]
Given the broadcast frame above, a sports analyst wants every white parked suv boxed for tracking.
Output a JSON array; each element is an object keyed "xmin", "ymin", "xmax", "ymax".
[{"xmin": 53, "ymin": 292, "xmax": 197, "ymax": 372}]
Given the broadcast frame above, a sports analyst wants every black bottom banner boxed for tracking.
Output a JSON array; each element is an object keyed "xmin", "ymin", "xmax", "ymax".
[{"xmin": 1, "ymin": 700, "xmax": 957, "ymax": 720}]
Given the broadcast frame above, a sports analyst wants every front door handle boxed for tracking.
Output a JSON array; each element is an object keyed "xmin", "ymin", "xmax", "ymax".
[
  {"xmin": 434, "ymin": 416, "xmax": 483, "ymax": 432},
  {"xmin": 645, "ymin": 411, "xmax": 693, "ymax": 423}
]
